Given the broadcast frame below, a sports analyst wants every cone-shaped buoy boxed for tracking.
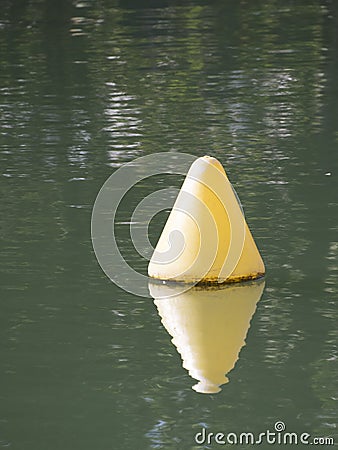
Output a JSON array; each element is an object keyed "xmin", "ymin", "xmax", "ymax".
[
  {"xmin": 148, "ymin": 156, "xmax": 265, "ymax": 284},
  {"xmin": 150, "ymin": 280, "xmax": 265, "ymax": 394}
]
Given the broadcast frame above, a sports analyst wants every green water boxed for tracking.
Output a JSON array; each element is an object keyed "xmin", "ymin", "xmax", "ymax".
[{"xmin": 1, "ymin": 1, "xmax": 337, "ymax": 449}]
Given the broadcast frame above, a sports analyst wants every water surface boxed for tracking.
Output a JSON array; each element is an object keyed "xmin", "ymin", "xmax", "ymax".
[{"xmin": 0, "ymin": 1, "xmax": 337, "ymax": 449}]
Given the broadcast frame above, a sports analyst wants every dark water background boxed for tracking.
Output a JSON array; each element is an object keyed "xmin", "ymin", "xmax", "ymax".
[{"xmin": 0, "ymin": 1, "xmax": 337, "ymax": 449}]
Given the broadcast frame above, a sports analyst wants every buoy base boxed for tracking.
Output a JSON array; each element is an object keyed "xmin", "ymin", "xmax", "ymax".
[{"xmin": 149, "ymin": 272, "xmax": 265, "ymax": 286}]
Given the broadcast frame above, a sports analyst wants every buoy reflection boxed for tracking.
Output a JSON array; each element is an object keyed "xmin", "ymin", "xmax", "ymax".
[{"xmin": 149, "ymin": 279, "xmax": 265, "ymax": 394}]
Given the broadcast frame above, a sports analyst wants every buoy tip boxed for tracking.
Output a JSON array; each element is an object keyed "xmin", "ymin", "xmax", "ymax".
[
  {"xmin": 192, "ymin": 155, "xmax": 226, "ymax": 174},
  {"xmin": 201, "ymin": 154, "xmax": 219, "ymax": 163}
]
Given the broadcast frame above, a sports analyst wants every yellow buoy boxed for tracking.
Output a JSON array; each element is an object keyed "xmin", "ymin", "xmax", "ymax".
[
  {"xmin": 150, "ymin": 280, "xmax": 265, "ymax": 394},
  {"xmin": 148, "ymin": 155, "xmax": 265, "ymax": 284}
]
